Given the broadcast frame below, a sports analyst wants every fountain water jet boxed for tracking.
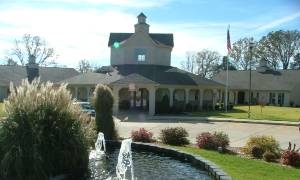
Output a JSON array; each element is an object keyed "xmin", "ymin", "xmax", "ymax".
[
  {"xmin": 116, "ymin": 139, "xmax": 134, "ymax": 180},
  {"xmin": 89, "ymin": 132, "xmax": 106, "ymax": 159}
]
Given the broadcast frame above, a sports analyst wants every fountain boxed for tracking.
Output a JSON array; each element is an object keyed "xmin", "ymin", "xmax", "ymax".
[
  {"xmin": 89, "ymin": 132, "xmax": 106, "ymax": 160},
  {"xmin": 88, "ymin": 136, "xmax": 216, "ymax": 180},
  {"xmin": 116, "ymin": 139, "xmax": 134, "ymax": 180}
]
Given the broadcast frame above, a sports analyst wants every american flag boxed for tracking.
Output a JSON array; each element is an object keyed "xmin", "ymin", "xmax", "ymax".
[{"xmin": 227, "ymin": 25, "xmax": 231, "ymax": 53}]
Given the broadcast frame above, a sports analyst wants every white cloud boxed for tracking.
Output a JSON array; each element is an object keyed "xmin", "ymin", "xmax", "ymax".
[
  {"xmin": 256, "ymin": 11, "xmax": 300, "ymax": 31},
  {"xmin": 0, "ymin": 3, "xmax": 271, "ymax": 68},
  {"xmin": 3, "ymin": 0, "xmax": 173, "ymax": 8}
]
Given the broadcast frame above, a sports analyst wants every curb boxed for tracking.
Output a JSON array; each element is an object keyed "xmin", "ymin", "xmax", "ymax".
[{"xmin": 149, "ymin": 116, "xmax": 299, "ymax": 127}]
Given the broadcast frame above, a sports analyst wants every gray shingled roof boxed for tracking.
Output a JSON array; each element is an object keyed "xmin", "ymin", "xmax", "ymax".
[
  {"xmin": 108, "ymin": 33, "xmax": 174, "ymax": 47},
  {"xmin": 0, "ymin": 65, "xmax": 79, "ymax": 86},
  {"xmin": 114, "ymin": 64, "xmax": 223, "ymax": 87},
  {"xmin": 213, "ymin": 70, "xmax": 300, "ymax": 91},
  {"xmin": 60, "ymin": 72, "xmax": 121, "ymax": 85},
  {"xmin": 110, "ymin": 73, "xmax": 158, "ymax": 85},
  {"xmin": 58, "ymin": 65, "xmax": 222, "ymax": 87}
]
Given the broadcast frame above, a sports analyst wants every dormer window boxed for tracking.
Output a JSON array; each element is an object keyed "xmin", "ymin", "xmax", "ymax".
[
  {"xmin": 137, "ymin": 54, "xmax": 146, "ymax": 61},
  {"xmin": 135, "ymin": 48, "xmax": 146, "ymax": 62}
]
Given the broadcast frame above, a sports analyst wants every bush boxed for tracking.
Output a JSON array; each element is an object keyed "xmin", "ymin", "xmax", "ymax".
[
  {"xmin": 242, "ymin": 135, "xmax": 280, "ymax": 158},
  {"xmin": 213, "ymin": 131, "xmax": 230, "ymax": 149},
  {"xmin": 92, "ymin": 84, "xmax": 117, "ymax": 140},
  {"xmin": 159, "ymin": 127, "xmax": 189, "ymax": 146},
  {"xmin": 280, "ymin": 142, "xmax": 300, "ymax": 167},
  {"xmin": 131, "ymin": 128, "xmax": 154, "ymax": 143},
  {"xmin": 263, "ymin": 151, "xmax": 277, "ymax": 162},
  {"xmin": 251, "ymin": 145, "xmax": 264, "ymax": 158},
  {"xmin": 0, "ymin": 79, "xmax": 89, "ymax": 180},
  {"xmin": 196, "ymin": 131, "xmax": 229, "ymax": 150},
  {"xmin": 281, "ymin": 151, "xmax": 300, "ymax": 167},
  {"xmin": 196, "ymin": 132, "xmax": 215, "ymax": 149}
]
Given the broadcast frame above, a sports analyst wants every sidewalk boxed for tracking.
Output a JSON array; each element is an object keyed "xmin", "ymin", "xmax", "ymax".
[{"xmin": 148, "ymin": 115, "xmax": 299, "ymax": 126}]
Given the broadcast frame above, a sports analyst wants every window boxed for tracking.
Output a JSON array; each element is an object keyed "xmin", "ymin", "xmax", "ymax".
[
  {"xmin": 137, "ymin": 54, "xmax": 146, "ymax": 61},
  {"xmin": 135, "ymin": 48, "xmax": 146, "ymax": 62},
  {"xmin": 269, "ymin": 93, "xmax": 275, "ymax": 104},
  {"xmin": 278, "ymin": 93, "xmax": 285, "ymax": 106}
]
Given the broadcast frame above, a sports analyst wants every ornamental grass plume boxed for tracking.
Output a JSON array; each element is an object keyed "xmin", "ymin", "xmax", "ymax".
[{"xmin": 0, "ymin": 78, "xmax": 94, "ymax": 180}]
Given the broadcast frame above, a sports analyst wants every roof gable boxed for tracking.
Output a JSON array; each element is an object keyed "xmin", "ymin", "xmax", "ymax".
[{"xmin": 108, "ymin": 33, "xmax": 174, "ymax": 47}]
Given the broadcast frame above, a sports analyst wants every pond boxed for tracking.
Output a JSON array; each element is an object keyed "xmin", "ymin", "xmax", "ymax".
[{"xmin": 88, "ymin": 148, "xmax": 211, "ymax": 180}]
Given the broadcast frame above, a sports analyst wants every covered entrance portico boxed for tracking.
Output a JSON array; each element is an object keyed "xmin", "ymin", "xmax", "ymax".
[{"xmin": 112, "ymin": 83, "xmax": 223, "ymax": 116}]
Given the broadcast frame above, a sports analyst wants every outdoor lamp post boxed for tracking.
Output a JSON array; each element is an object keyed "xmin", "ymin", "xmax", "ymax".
[{"xmin": 248, "ymin": 40, "xmax": 255, "ymax": 119}]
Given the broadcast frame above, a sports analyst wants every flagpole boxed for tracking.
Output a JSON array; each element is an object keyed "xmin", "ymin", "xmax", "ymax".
[
  {"xmin": 225, "ymin": 25, "xmax": 231, "ymax": 112},
  {"xmin": 225, "ymin": 54, "xmax": 229, "ymax": 112}
]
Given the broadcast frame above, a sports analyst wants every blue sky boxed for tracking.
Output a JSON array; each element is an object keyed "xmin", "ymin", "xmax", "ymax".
[{"xmin": 0, "ymin": 0, "xmax": 299, "ymax": 68}]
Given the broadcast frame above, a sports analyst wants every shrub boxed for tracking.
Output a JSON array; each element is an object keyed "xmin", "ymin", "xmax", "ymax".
[
  {"xmin": 263, "ymin": 151, "xmax": 277, "ymax": 162},
  {"xmin": 196, "ymin": 131, "xmax": 229, "ymax": 150},
  {"xmin": 251, "ymin": 145, "xmax": 264, "ymax": 158},
  {"xmin": 196, "ymin": 132, "xmax": 215, "ymax": 149},
  {"xmin": 242, "ymin": 135, "xmax": 280, "ymax": 158},
  {"xmin": 280, "ymin": 142, "xmax": 300, "ymax": 167},
  {"xmin": 0, "ymin": 79, "xmax": 89, "ymax": 180},
  {"xmin": 159, "ymin": 127, "xmax": 189, "ymax": 146},
  {"xmin": 213, "ymin": 131, "xmax": 230, "ymax": 149},
  {"xmin": 92, "ymin": 84, "xmax": 117, "ymax": 140},
  {"xmin": 131, "ymin": 128, "xmax": 154, "ymax": 143}
]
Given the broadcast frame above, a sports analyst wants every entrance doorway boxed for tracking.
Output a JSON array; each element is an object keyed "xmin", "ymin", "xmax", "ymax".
[
  {"xmin": 119, "ymin": 88, "xmax": 149, "ymax": 111},
  {"xmin": 237, "ymin": 91, "xmax": 245, "ymax": 104}
]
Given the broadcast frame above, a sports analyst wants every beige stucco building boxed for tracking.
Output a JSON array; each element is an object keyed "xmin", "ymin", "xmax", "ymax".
[
  {"xmin": 62, "ymin": 13, "xmax": 224, "ymax": 115},
  {"xmin": 213, "ymin": 60, "xmax": 300, "ymax": 107}
]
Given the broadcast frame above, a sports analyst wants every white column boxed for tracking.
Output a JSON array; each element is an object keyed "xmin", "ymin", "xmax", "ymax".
[
  {"xmin": 86, "ymin": 87, "xmax": 90, "ymax": 101},
  {"xmin": 112, "ymin": 86, "xmax": 120, "ymax": 115},
  {"xmin": 75, "ymin": 87, "xmax": 78, "ymax": 100},
  {"xmin": 185, "ymin": 88, "xmax": 189, "ymax": 104},
  {"xmin": 284, "ymin": 92, "xmax": 289, "ymax": 107},
  {"xmin": 199, "ymin": 89, "xmax": 203, "ymax": 110},
  {"xmin": 274, "ymin": 92, "xmax": 278, "ymax": 105},
  {"xmin": 235, "ymin": 91, "xmax": 238, "ymax": 104},
  {"xmin": 148, "ymin": 86, "xmax": 156, "ymax": 116},
  {"xmin": 169, "ymin": 88, "xmax": 174, "ymax": 107},
  {"xmin": 213, "ymin": 89, "xmax": 218, "ymax": 110}
]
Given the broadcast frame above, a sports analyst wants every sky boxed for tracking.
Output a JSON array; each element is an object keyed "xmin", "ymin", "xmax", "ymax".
[{"xmin": 0, "ymin": 0, "xmax": 299, "ymax": 69}]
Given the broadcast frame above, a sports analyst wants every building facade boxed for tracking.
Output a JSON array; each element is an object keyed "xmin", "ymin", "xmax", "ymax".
[
  {"xmin": 213, "ymin": 60, "xmax": 300, "ymax": 107},
  {"xmin": 63, "ymin": 13, "xmax": 224, "ymax": 115}
]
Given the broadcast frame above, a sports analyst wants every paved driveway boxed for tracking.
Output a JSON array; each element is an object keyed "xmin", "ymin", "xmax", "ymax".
[{"xmin": 114, "ymin": 114, "xmax": 300, "ymax": 148}]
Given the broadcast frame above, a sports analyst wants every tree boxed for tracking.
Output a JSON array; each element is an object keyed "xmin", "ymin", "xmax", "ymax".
[
  {"xmin": 230, "ymin": 37, "xmax": 258, "ymax": 70},
  {"xmin": 8, "ymin": 33, "xmax": 56, "ymax": 66},
  {"xmin": 77, "ymin": 59, "xmax": 92, "ymax": 73},
  {"xmin": 195, "ymin": 49, "xmax": 221, "ymax": 79},
  {"xmin": 180, "ymin": 52, "xmax": 196, "ymax": 73},
  {"xmin": 92, "ymin": 84, "xmax": 117, "ymax": 140},
  {"xmin": 291, "ymin": 53, "xmax": 300, "ymax": 70},
  {"xmin": 215, "ymin": 56, "xmax": 237, "ymax": 71},
  {"xmin": 257, "ymin": 30, "xmax": 300, "ymax": 70},
  {"xmin": 4, "ymin": 57, "xmax": 18, "ymax": 66}
]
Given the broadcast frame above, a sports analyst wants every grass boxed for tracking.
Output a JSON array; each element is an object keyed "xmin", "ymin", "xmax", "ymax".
[
  {"xmin": 0, "ymin": 102, "xmax": 5, "ymax": 118},
  {"xmin": 174, "ymin": 146, "xmax": 300, "ymax": 180},
  {"xmin": 193, "ymin": 105, "xmax": 300, "ymax": 122}
]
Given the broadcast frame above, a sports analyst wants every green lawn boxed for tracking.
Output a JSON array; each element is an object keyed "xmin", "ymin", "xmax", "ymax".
[
  {"xmin": 175, "ymin": 146, "xmax": 300, "ymax": 180},
  {"xmin": 193, "ymin": 105, "xmax": 300, "ymax": 122},
  {"xmin": 0, "ymin": 102, "xmax": 5, "ymax": 118}
]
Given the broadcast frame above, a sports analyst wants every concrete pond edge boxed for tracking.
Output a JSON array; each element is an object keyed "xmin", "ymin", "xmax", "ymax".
[{"xmin": 107, "ymin": 140, "xmax": 232, "ymax": 180}]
